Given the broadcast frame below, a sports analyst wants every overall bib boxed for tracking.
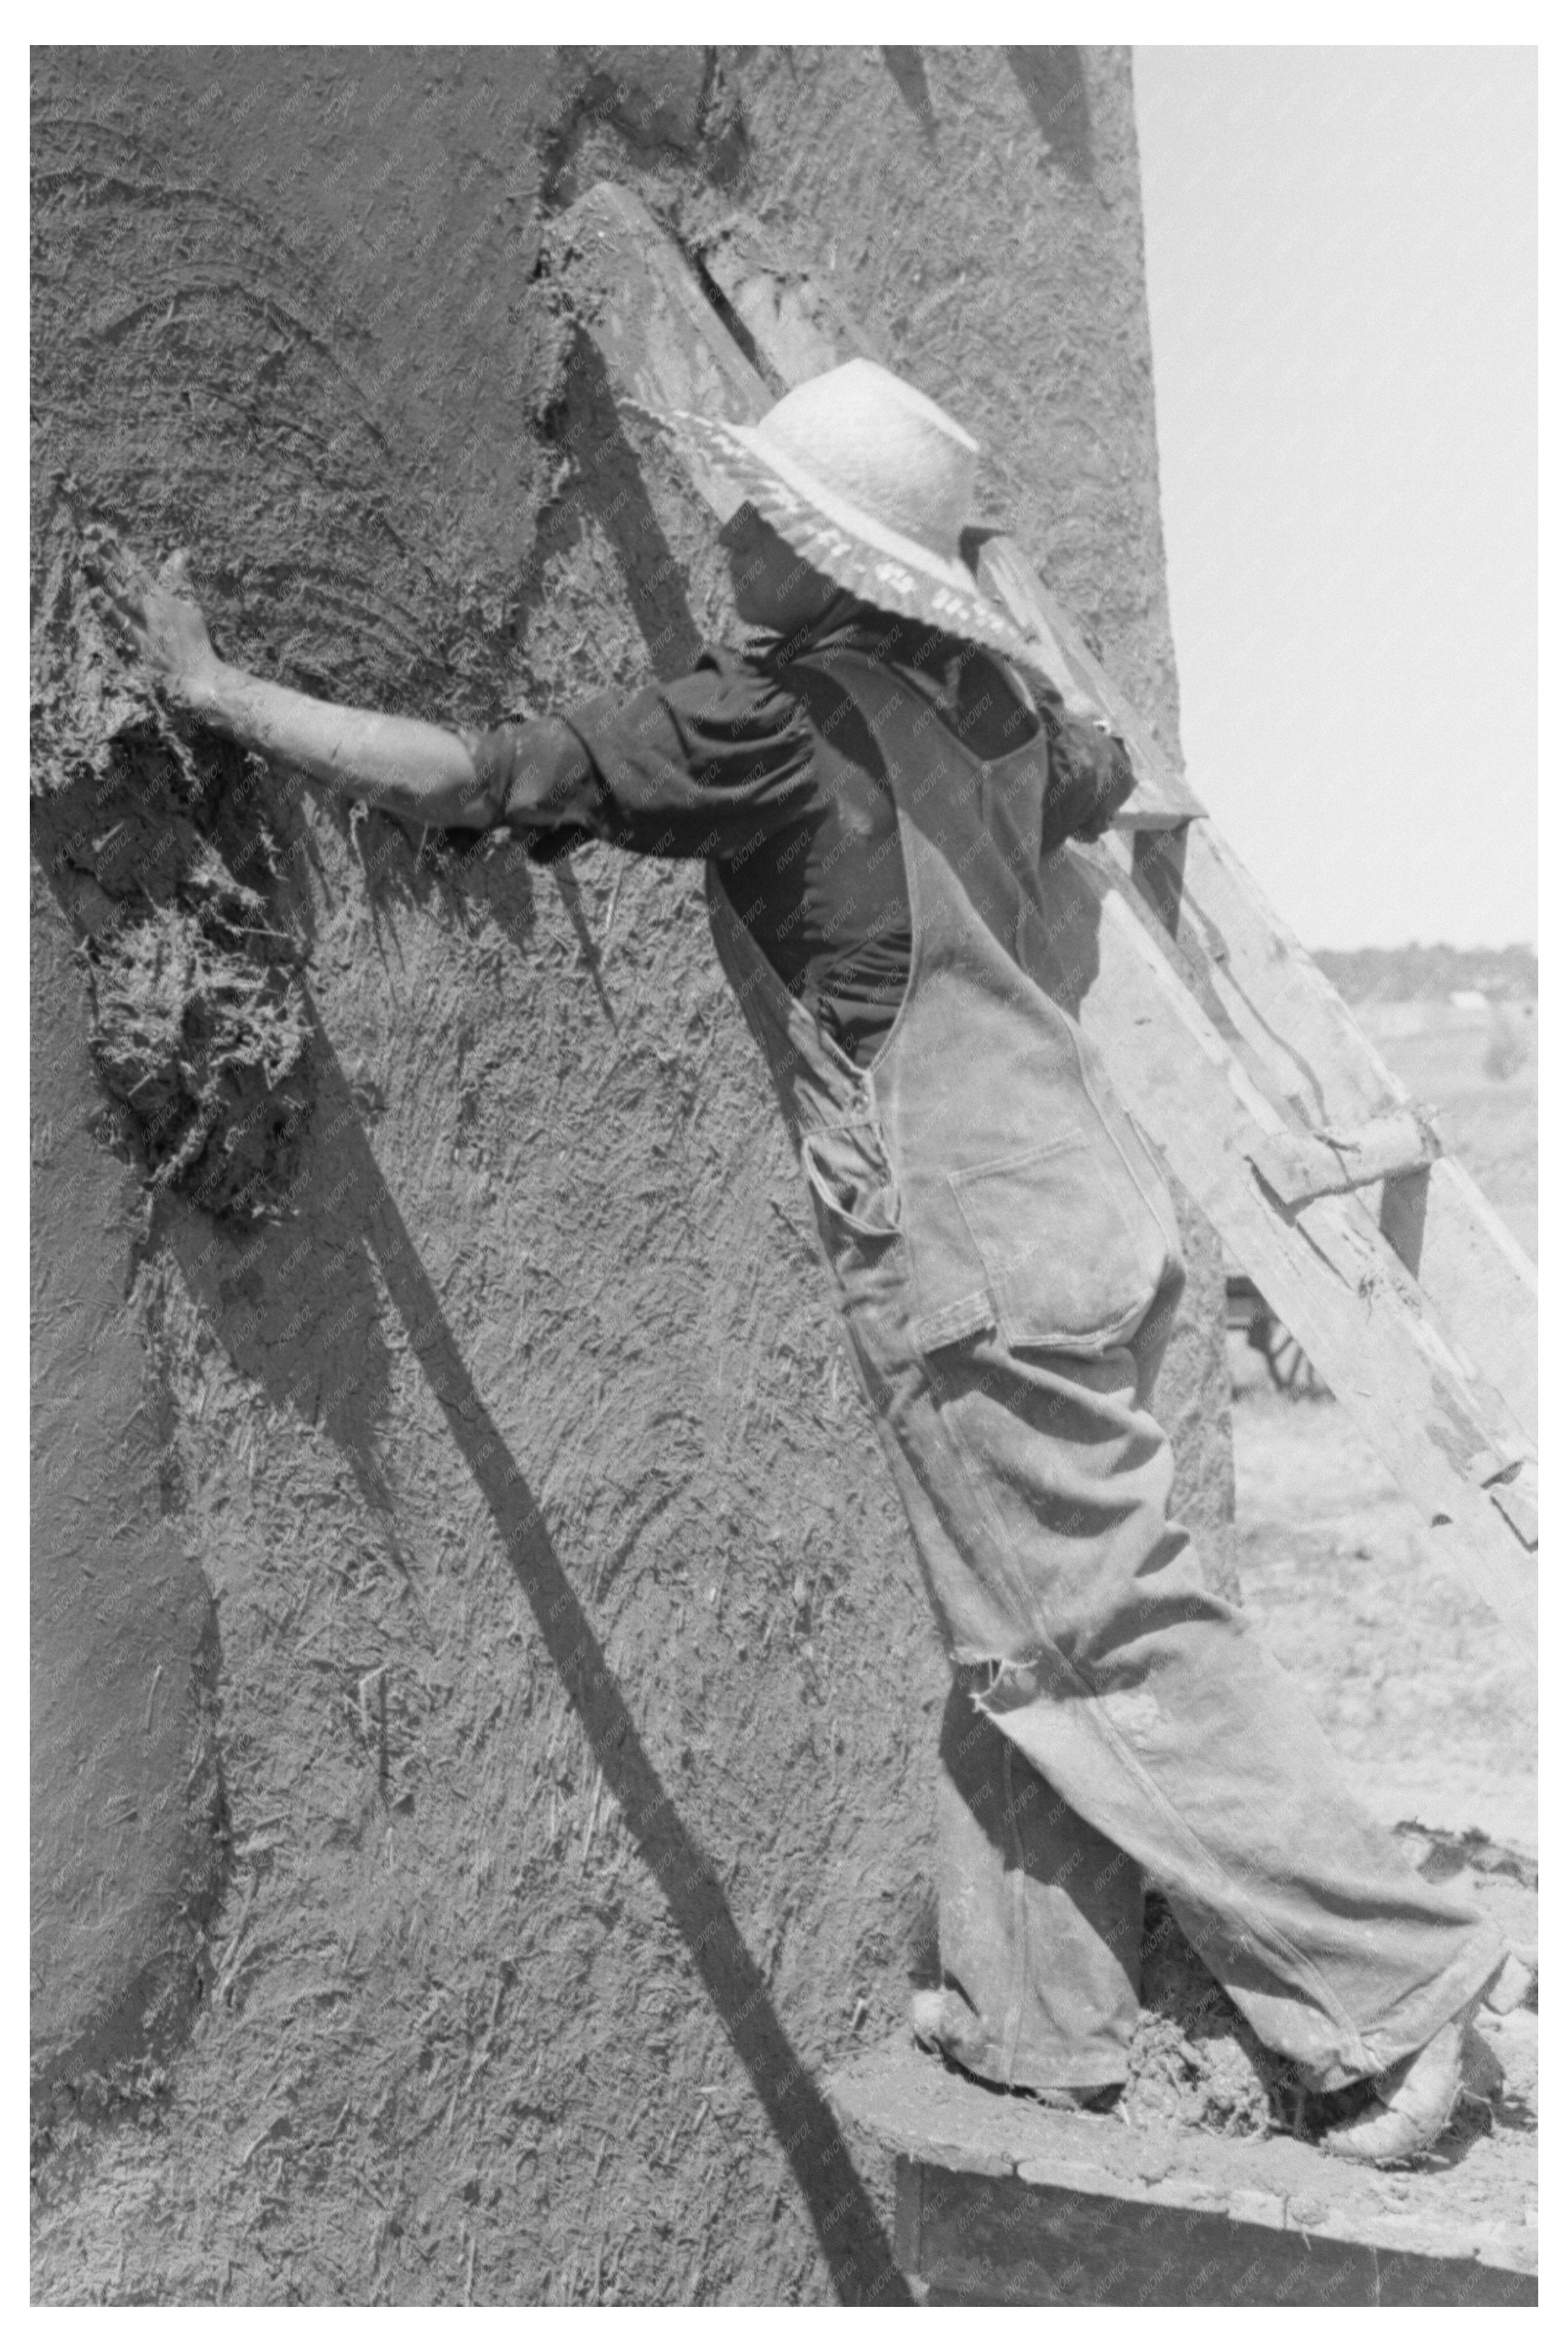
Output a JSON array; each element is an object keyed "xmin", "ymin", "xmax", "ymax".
[{"xmin": 705, "ymin": 645, "xmax": 1503, "ymax": 2091}]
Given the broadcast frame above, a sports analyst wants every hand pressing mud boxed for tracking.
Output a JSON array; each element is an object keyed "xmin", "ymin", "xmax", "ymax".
[
  {"xmin": 83, "ymin": 528, "xmax": 220, "ymax": 713},
  {"xmin": 32, "ymin": 507, "xmax": 315, "ymax": 1217},
  {"xmin": 83, "ymin": 525, "xmax": 498, "ymax": 828}
]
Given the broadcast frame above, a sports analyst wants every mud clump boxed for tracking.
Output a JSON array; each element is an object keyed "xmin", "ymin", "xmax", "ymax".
[
  {"xmin": 32, "ymin": 497, "xmax": 312, "ymax": 1219},
  {"xmin": 86, "ymin": 838, "xmax": 311, "ymax": 1217},
  {"xmin": 1122, "ymin": 1895, "xmax": 1290, "ymax": 2138},
  {"xmin": 1122, "ymin": 1900, "xmax": 1399, "ymax": 2146},
  {"xmin": 1121, "ymin": 1846, "xmax": 1535, "ymax": 2149}
]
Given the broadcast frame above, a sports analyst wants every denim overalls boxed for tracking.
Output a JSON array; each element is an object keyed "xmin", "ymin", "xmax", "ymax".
[{"xmin": 705, "ymin": 644, "xmax": 1503, "ymax": 2091}]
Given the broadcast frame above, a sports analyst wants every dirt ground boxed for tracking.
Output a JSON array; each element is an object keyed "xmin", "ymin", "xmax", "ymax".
[
  {"xmin": 1228, "ymin": 1371, "xmax": 1536, "ymax": 1849},
  {"xmin": 1163, "ymin": 1353, "xmax": 1539, "ymax": 2210},
  {"xmin": 1213, "ymin": 1001, "xmax": 1536, "ymax": 2219},
  {"xmin": 1101, "ymin": 1002, "xmax": 1537, "ymax": 2206},
  {"xmin": 1231, "ymin": 998, "xmax": 1536, "ymax": 1848}
]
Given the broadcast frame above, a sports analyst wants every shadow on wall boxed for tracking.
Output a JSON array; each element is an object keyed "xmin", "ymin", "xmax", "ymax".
[
  {"xmin": 879, "ymin": 49, "xmax": 937, "ymax": 136},
  {"xmin": 182, "ymin": 1006, "xmax": 914, "ymax": 2305},
  {"xmin": 525, "ymin": 325, "xmax": 707, "ymax": 687},
  {"xmin": 542, "ymin": 46, "xmax": 749, "ymax": 201},
  {"xmin": 877, "ymin": 47, "xmax": 1095, "ymax": 184},
  {"xmin": 1004, "ymin": 49, "xmax": 1095, "ymax": 182}
]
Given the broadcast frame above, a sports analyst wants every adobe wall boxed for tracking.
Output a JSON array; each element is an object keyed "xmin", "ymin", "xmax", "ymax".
[{"xmin": 30, "ymin": 45, "xmax": 1233, "ymax": 2303}]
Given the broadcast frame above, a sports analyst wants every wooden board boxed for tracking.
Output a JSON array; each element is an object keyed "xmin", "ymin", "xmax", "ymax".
[
  {"xmin": 550, "ymin": 183, "xmax": 1538, "ymax": 1657},
  {"xmin": 900, "ymin": 2160, "xmax": 1537, "ymax": 2306},
  {"xmin": 829, "ymin": 2033, "xmax": 1536, "ymax": 2306},
  {"xmin": 545, "ymin": 182, "xmax": 772, "ymax": 516}
]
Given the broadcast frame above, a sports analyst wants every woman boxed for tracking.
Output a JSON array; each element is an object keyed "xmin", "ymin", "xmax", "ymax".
[{"xmin": 89, "ymin": 357, "xmax": 1508, "ymax": 2162}]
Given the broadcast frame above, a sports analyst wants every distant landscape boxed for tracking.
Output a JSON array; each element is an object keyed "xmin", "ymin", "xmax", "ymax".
[{"xmin": 1313, "ymin": 943, "xmax": 1537, "ymax": 1003}]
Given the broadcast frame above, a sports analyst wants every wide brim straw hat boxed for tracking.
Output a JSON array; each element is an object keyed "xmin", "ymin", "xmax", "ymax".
[{"xmin": 651, "ymin": 358, "xmax": 1033, "ymax": 662}]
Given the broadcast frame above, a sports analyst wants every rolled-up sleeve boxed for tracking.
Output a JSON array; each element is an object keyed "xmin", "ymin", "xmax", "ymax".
[
  {"xmin": 468, "ymin": 650, "xmax": 817, "ymax": 866},
  {"xmin": 463, "ymin": 715, "xmax": 601, "ymax": 861}
]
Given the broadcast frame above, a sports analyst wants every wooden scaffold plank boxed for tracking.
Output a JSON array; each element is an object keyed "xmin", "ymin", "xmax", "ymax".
[{"xmin": 830, "ymin": 2032, "xmax": 1537, "ymax": 2306}]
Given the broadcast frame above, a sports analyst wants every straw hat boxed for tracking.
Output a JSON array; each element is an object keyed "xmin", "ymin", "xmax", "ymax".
[{"xmin": 660, "ymin": 359, "xmax": 1031, "ymax": 660}]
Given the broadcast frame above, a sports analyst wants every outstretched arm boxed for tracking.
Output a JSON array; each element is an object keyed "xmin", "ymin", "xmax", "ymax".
[{"xmin": 85, "ymin": 531, "xmax": 500, "ymax": 830}]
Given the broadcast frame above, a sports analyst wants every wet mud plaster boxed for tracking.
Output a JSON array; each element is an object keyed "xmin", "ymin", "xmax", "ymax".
[
  {"xmin": 34, "ymin": 500, "xmax": 312, "ymax": 1216},
  {"xmin": 33, "ymin": 46, "xmax": 1234, "ymax": 2305}
]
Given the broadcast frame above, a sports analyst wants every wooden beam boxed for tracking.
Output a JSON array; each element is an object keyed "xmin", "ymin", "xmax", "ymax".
[
  {"xmin": 1247, "ymin": 1108, "xmax": 1442, "ymax": 1211},
  {"xmin": 545, "ymin": 182, "xmax": 772, "ymax": 510}
]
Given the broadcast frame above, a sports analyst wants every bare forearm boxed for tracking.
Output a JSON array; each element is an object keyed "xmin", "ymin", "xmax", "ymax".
[{"xmin": 187, "ymin": 661, "xmax": 497, "ymax": 828}]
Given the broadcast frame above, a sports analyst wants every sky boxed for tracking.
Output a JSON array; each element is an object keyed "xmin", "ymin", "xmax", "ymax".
[{"xmin": 1132, "ymin": 46, "xmax": 1536, "ymax": 951}]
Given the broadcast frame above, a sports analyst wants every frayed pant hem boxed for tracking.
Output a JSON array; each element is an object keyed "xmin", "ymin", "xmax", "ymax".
[
  {"xmin": 964, "ymin": 2037, "xmax": 1130, "ymax": 2095},
  {"xmin": 1293, "ymin": 1925, "xmax": 1510, "ymax": 2093}
]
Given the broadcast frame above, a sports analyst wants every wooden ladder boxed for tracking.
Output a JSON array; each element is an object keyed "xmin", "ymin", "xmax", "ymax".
[{"xmin": 551, "ymin": 183, "xmax": 1538, "ymax": 1656}]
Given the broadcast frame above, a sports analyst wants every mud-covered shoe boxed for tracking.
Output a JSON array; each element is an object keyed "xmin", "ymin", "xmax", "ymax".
[
  {"xmin": 909, "ymin": 1988, "xmax": 991, "ymax": 2073},
  {"xmin": 1323, "ymin": 2010, "xmax": 1472, "ymax": 2167},
  {"xmin": 909, "ymin": 1990, "xmax": 1121, "ymax": 2112}
]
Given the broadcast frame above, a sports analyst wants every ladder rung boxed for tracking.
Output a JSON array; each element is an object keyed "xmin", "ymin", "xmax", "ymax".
[
  {"xmin": 1248, "ymin": 1110, "xmax": 1443, "ymax": 1211},
  {"xmin": 1113, "ymin": 807, "xmax": 1193, "ymax": 836}
]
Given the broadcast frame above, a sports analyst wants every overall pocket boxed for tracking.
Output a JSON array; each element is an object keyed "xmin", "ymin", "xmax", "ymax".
[
  {"xmin": 800, "ymin": 1121, "xmax": 903, "ymax": 1244},
  {"xmin": 949, "ymin": 1134, "xmax": 1172, "ymax": 1353}
]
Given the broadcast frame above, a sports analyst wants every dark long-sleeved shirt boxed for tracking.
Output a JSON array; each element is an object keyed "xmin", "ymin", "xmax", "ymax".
[{"xmin": 470, "ymin": 603, "xmax": 1135, "ymax": 1065}]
